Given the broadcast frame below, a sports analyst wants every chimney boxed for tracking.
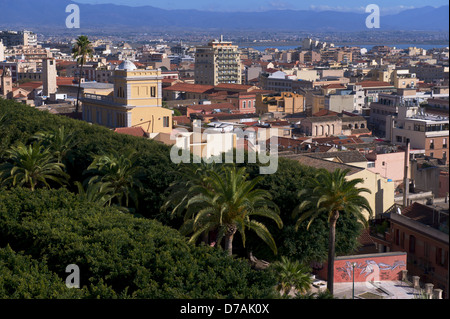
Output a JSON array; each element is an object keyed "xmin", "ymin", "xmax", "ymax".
[{"xmin": 403, "ymin": 141, "xmax": 410, "ymax": 207}]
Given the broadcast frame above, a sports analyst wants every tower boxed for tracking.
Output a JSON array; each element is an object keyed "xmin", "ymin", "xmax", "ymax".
[
  {"xmin": 0, "ymin": 40, "xmax": 4, "ymax": 62},
  {"xmin": 195, "ymin": 37, "xmax": 241, "ymax": 86},
  {"xmin": 42, "ymin": 58, "xmax": 57, "ymax": 97},
  {"xmin": 1, "ymin": 67, "xmax": 12, "ymax": 98}
]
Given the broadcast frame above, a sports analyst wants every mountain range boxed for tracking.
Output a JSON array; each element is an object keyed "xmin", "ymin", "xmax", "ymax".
[{"xmin": 0, "ymin": 0, "xmax": 448, "ymax": 32}]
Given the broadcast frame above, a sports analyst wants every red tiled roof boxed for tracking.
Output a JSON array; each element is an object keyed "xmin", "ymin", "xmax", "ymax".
[
  {"xmin": 114, "ymin": 127, "xmax": 147, "ymax": 137},
  {"xmin": 215, "ymin": 83, "xmax": 254, "ymax": 91},
  {"xmin": 357, "ymin": 81, "xmax": 394, "ymax": 88},
  {"xmin": 313, "ymin": 109, "xmax": 339, "ymax": 117},
  {"xmin": 57, "ymin": 77, "xmax": 76, "ymax": 86},
  {"xmin": 163, "ymin": 83, "xmax": 214, "ymax": 93},
  {"xmin": 188, "ymin": 102, "xmax": 237, "ymax": 112}
]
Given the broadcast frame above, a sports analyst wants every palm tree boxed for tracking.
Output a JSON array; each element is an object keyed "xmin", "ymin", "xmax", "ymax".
[
  {"xmin": 271, "ymin": 256, "xmax": 313, "ymax": 297},
  {"xmin": 33, "ymin": 126, "xmax": 78, "ymax": 164},
  {"xmin": 178, "ymin": 165, "xmax": 283, "ymax": 256},
  {"xmin": 292, "ymin": 168, "xmax": 372, "ymax": 295},
  {"xmin": 0, "ymin": 142, "xmax": 69, "ymax": 191},
  {"xmin": 74, "ymin": 181, "xmax": 117, "ymax": 207},
  {"xmin": 72, "ymin": 35, "xmax": 94, "ymax": 113},
  {"xmin": 84, "ymin": 150, "xmax": 143, "ymax": 208}
]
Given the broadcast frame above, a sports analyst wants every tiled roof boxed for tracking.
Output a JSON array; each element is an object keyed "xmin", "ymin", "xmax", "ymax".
[
  {"xmin": 187, "ymin": 102, "xmax": 237, "ymax": 112},
  {"xmin": 305, "ymin": 115, "xmax": 341, "ymax": 123},
  {"xmin": 114, "ymin": 127, "xmax": 147, "ymax": 137},
  {"xmin": 312, "ymin": 109, "xmax": 339, "ymax": 117},
  {"xmin": 357, "ymin": 81, "xmax": 394, "ymax": 88},
  {"xmin": 306, "ymin": 150, "xmax": 368, "ymax": 163},
  {"xmin": 215, "ymin": 83, "xmax": 254, "ymax": 91},
  {"xmin": 163, "ymin": 83, "xmax": 214, "ymax": 93},
  {"xmin": 292, "ymin": 155, "xmax": 364, "ymax": 175}
]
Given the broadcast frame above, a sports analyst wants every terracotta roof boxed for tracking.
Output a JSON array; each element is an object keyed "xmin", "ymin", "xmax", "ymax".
[
  {"xmin": 292, "ymin": 155, "xmax": 364, "ymax": 175},
  {"xmin": 215, "ymin": 83, "xmax": 254, "ymax": 91},
  {"xmin": 163, "ymin": 83, "xmax": 214, "ymax": 93},
  {"xmin": 313, "ymin": 109, "xmax": 339, "ymax": 117},
  {"xmin": 357, "ymin": 81, "xmax": 394, "ymax": 88},
  {"xmin": 57, "ymin": 77, "xmax": 76, "ymax": 86},
  {"xmin": 187, "ymin": 102, "xmax": 237, "ymax": 112},
  {"xmin": 306, "ymin": 150, "xmax": 368, "ymax": 163},
  {"xmin": 114, "ymin": 127, "xmax": 147, "ymax": 137}
]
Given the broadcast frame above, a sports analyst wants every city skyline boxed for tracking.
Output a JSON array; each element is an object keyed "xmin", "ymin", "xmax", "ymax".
[{"xmin": 73, "ymin": 0, "xmax": 449, "ymax": 13}]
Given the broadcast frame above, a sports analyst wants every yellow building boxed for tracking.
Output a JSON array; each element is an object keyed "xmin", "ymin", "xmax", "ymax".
[
  {"xmin": 81, "ymin": 61, "xmax": 172, "ymax": 134},
  {"xmin": 256, "ymin": 92, "xmax": 304, "ymax": 114}
]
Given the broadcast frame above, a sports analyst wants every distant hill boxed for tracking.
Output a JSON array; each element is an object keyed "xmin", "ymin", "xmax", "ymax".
[{"xmin": 0, "ymin": 0, "xmax": 448, "ymax": 32}]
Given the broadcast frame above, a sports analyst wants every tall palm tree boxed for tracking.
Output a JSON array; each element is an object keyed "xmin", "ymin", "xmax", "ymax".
[
  {"xmin": 84, "ymin": 150, "xmax": 143, "ymax": 208},
  {"xmin": 0, "ymin": 142, "xmax": 69, "ymax": 191},
  {"xmin": 292, "ymin": 168, "xmax": 372, "ymax": 295},
  {"xmin": 72, "ymin": 35, "xmax": 94, "ymax": 113},
  {"xmin": 271, "ymin": 256, "xmax": 313, "ymax": 297},
  {"xmin": 178, "ymin": 165, "xmax": 283, "ymax": 256},
  {"xmin": 33, "ymin": 126, "xmax": 78, "ymax": 164}
]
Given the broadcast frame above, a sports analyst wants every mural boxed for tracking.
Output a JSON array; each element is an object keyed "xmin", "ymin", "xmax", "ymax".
[{"xmin": 337, "ymin": 259, "xmax": 406, "ymax": 282}]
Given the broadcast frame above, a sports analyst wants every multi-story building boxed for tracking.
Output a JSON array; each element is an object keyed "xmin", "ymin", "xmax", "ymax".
[
  {"xmin": 388, "ymin": 203, "xmax": 449, "ymax": 298},
  {"xmin": 386, "ymin": 106, "xmax": 449, "ymax": 164},
  {"xmin": 195, "ymin": 38, "xmax": 242, "ymax": 86},
  {"xmin": 81, "ymin": 60, "xmax": 172, "ymax": 134},
  {"xmin": 0, "ymin": 40, "xmax": 4, "ymax": 62},
  {"xmin": 0, "ymin": 30, "xmax": 37, "ymax": 47},
  {"xmin": 255, "ymin": 92, "xmax": 304, "ymax": 115}
]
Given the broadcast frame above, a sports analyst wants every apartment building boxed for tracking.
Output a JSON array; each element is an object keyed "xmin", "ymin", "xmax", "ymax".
[
  {"xmin": 255, "ymin": 92, "xmax": 305, "ymax": 115},
  {"xmin": 195, "ymin": 38, "xmax": 242, "ymax": 86},
  {"xmin": 0, "ymin": 30, "xmax": 37, "ymax": 47}
]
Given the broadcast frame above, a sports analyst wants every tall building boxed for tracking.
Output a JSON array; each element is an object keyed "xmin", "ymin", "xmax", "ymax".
[
  {"xmin": 81, "ymin": 60, "xmax": 172, "ymax": 134},
  {"xmin": 195, "ymin": 37, "xmax": 241, "ymax": 86},
  {"xmin": 0, "ymin": 67, "xmax": 12, "ymax": 98},
  {"xmin": 0, "ymin": 40, "xmax": 4, "ymax": 62},
  {"xmin": 42, "ymin": 58, "xmax": 57, "ymax": 97},
  {"xmin": 0, "ymin": 30, "xmax": 37, "ymax": 46}
]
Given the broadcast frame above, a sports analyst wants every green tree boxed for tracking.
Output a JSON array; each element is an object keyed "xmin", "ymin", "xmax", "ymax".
[
  {"xmin": 271, "ymin": 256, "xmax": 313, "ymax": 297},
  {"xmin": 72, "ymin": 35, "xmax": 94, "ymax": 113},
  {"xmin": 0, "ymin": 142, "xmax": 69, "ymax": 191},
  {"xmin": 178, "ymin": 165, "xmax": 283, "ymax": 256},
  {"xmin": 33, "ymin": 126, "xmax": 78, "ymax": 164},
  {"xmin": 292, "ymin": 168, "xmax": 372, "ymax": 295},
  {"xmin": 84, "ymin": 150, "xmax": 144, "ymax": 208}
]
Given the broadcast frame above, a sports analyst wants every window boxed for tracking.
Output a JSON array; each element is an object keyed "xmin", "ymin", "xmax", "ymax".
[
  {"xmin": 400, "ymin": 232, "xmax": 405, "ymax": 249},
  {"xmin": 435, "ymin": 247, "xmax": 447, "ymax": 267},
  {"xmin": 242, "ymin": 101, "xmax": 246, "ymax": 109},
  {"xmin": 395, "ymin": 229, "xmax": 400, "ymax": 246},
  {"xmin": 396, "ymin": 136, "xmax": 403, "ymax": 143},
  {"xmin": 430, "ymin": 139, "xmax": 435, "ymax": 150},
  {"xmin": 163, "ymin": 116, "xmax": 170, "ymax": 128},
  {"xmin": 444, "ymin": 138, "xmax": 447, "ymax": 149},
  {"xmin": 151, "ymin": 86, "xmax": 156, "ymax": 97},
  {"xmin": 409, "ymin": 235, "xmax": 416, "ymax": 253}
]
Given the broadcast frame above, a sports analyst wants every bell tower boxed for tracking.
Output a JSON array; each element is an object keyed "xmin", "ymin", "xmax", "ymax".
[{"xmin": 1, "ymin": 67, "xmax": 12, "ymax": 98}]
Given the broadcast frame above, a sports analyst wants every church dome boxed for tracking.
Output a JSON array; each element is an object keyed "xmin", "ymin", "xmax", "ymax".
[{"xmin": 117, "ymin": 60, "xmax": 137, "ymax": 71}]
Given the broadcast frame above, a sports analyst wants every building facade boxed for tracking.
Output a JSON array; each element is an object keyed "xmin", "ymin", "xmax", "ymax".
[
  {"xmin": 195, "ymin": 38, "xmax": 242, "ymax": 86},
  {"xmin": 81, "ymin": 61, "xmax": 172, "ymax": 134}
]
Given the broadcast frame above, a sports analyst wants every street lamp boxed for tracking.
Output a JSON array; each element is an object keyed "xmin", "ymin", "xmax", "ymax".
[{"xmin": 352, "ymin": 262, "xmax": 357, "ymax": 299}]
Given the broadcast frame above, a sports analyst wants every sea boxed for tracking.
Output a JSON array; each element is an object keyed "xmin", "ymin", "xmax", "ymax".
[{"xmin": 242, "ymin": 44, "xmax": 449, "ymax": 52}]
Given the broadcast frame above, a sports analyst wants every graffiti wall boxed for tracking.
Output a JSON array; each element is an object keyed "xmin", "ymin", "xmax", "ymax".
[{"xmin": 317, "ymin": 252, "xmax": 407, "ymax": 283}]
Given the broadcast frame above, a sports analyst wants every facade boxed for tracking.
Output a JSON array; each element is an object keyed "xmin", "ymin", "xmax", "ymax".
[
  {"xmin": 255, "ymin": 92, "xmax": 305, "ymax": 115},
  {"xmin": 81, "ymin": 61, "xmax": 172, "ymax": 134},
  {"xmin": 0, "ymin": 40, "xmax": 4, "ymax": 62},
  {"xmin": 0, "ymin": 30, "xmax": 37, "ymax": 46},
  {"xmin": 389, "ymin": 203, "xmax": 449, "ymax": 298},
  {"xmin": 195, "ymin": 38, "xmax": 241, "ymax": 86},
  {"xmin": 42, "ymin": 58, "xmax": 57, "ymax": 97},
  {"xmin": 0, "ymin": 67, "xmax": 12, "ymax": 97},
  {"xmin": 385, "ymin": 104, "xmax": 449, "ymax": 164}
]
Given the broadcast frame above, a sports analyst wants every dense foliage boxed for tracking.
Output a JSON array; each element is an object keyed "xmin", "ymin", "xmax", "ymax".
[
  {"xmin": 0, "ymin": 99, "xmax": 366, "ymax": 298},
  {"xmin": 0, "ymin": 187, "xmax": 277, "ymax": 298}
]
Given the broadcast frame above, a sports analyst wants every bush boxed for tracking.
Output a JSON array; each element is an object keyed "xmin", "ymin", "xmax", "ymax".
[{"xmin": 0, "ymin": 187, "xmax": 277, "ymax": 299}]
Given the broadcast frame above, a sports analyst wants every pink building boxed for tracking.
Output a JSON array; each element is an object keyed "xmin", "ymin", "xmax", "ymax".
[{"xmin": 366, "ymin": 150, "xmax": 407, "ymax": 189}]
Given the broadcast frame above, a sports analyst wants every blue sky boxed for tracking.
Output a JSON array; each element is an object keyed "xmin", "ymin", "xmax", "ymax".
[{"xmin": 73, "ymin": 0, "xmax": 448, "ymax": 13}]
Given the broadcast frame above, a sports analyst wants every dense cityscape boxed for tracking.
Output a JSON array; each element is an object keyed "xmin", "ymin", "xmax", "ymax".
[{"xmin": 0, "ymin": 0, "xmax": 448, "ymax": 310}]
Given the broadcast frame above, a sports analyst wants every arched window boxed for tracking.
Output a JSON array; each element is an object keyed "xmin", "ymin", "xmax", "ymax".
[{"xmin": 242, "ymin": 101, "xmax": 246, "ymax": 109}]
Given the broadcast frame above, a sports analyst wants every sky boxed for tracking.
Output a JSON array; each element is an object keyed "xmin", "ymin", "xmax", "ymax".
[{"xmin": 73, "ymin": 0, "xmax": 449, "ymax": 13}]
